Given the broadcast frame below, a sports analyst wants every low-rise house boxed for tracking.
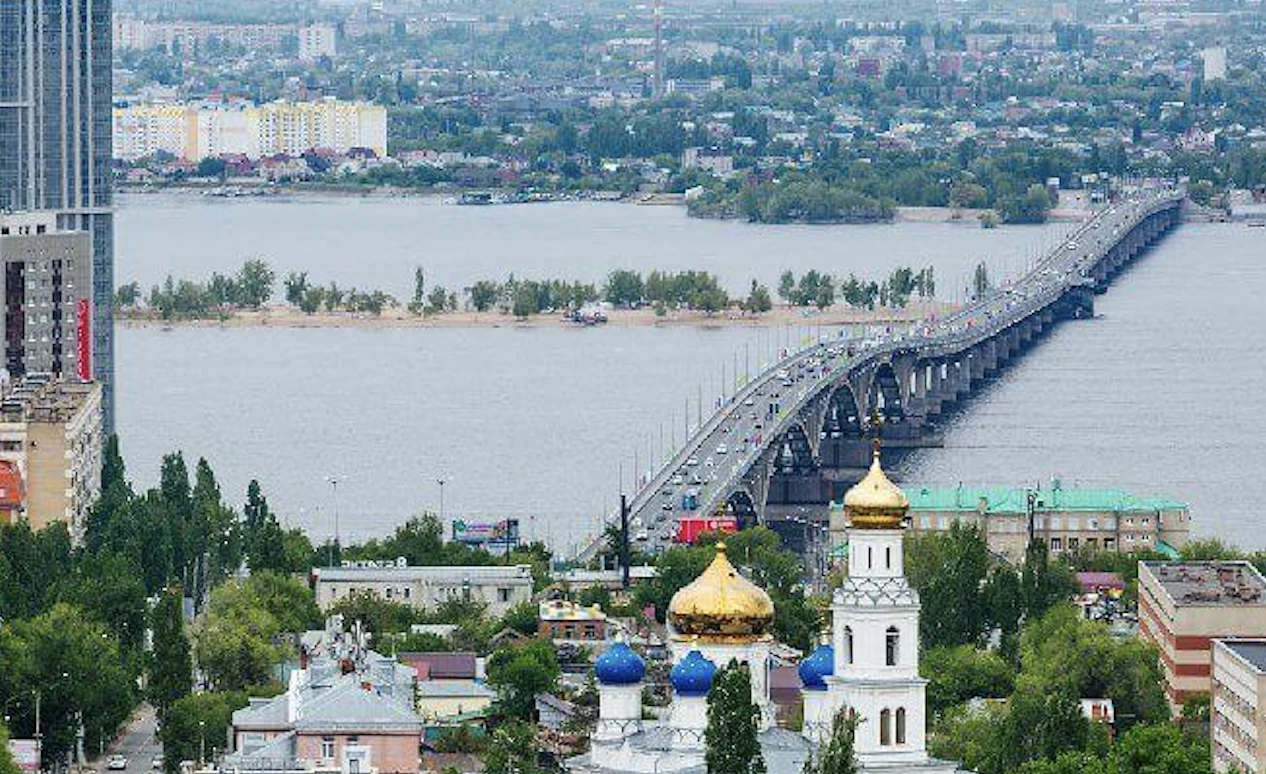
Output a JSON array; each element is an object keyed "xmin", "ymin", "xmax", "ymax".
[
  {"xmin": 538, "ymin": 600, "xmax": 607, "ymax": 643},
  {"xmin": 225, "ymin": 626, "xmax": 423, "ymax": 774}
]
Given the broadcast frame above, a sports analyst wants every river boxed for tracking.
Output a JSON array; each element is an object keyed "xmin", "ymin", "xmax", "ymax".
[{"xmin": 114, "ymin": 193, "xmax": 1265, "ymax": 551}]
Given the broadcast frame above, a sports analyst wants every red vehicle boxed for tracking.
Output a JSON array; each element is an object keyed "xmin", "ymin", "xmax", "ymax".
[{"xmin": 676, "ymin": 516, "xmax": 739, "ymax": 544}]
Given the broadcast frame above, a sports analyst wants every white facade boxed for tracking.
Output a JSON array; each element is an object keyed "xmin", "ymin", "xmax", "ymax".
[
  {"xmin": 1212, "ymin": 639, "xmax": 1266, "ymax": 773},
  {"xmin": 112, "ymin": 100, "xmax": 388, "ymax": 162},
  {"xmin": 1203, "ymin": 47, "xmax": 1228, "ymax": 81},
  {"xmin": 313, "ymin": 562, "xmax": 533, "ymax": 617},
  {"xmin": 817, "ymin": 527, "xmax": 958, "ymax": 774},
  {"xmin": 299, "ymin": 24, "xmax": 338, "ymax": 60}
]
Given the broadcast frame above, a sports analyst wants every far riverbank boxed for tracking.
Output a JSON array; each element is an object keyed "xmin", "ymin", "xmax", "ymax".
[{"xmin": 116, "ymin": 300, "xmax": 958, "ymax": 331}]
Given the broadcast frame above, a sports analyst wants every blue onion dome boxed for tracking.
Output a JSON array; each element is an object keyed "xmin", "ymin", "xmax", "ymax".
[
  {"xmin": 671, "ymin": 648, "xmax": 718, "ymax": 697},
  {"xmin": 798, "ymin": 642, "xmax": 835, "ymax": 691},
  {"xmin": 595, "ymin": 641, "xmax": 646, "ymax": 685}
]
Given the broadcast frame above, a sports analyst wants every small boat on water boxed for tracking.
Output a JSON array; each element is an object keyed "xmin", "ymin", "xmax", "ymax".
[{"xmin": 457, "ymin": 191, "xmax": 495, "ymax": 206}]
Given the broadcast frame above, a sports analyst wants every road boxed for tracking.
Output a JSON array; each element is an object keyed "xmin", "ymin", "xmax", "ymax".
[
  {"xmin": 97, "ymin": 704, "xmax": 160, "ymax": 774},
  {"xmin": 606, "ymin": 188, "xmax": 1183, "ymax": 558}
]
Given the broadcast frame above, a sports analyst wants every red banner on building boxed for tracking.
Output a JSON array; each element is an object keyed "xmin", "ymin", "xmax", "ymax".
[{"xmin": 76, "ymin": 298, "xmax": 92, "ymax": 381}]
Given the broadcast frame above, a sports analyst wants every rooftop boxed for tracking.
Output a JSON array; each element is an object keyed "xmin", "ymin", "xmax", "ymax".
[
  {"xmin": 898, "ymin": 485, "xmax": 1187, "ymax": 515},
  {"xmin": 0, "ymin": 376, "xmax": 100, "ymax": 424},
  {"xmin": 1144, "ymin": 562, "xmax": 1266, "ymax": 606},
  {"xmin": 313, "ymin": 563, "xmax": 533, "ymax": 583},
  {"xmin": 1221, "ymin": 639, "xmax": 1266, "ymax": 673}
]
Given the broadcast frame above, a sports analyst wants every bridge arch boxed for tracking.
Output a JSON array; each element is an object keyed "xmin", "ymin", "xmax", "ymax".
[
  {"xmin": 822, "ymin": 383, "xmax": 863, "ymax": 438},
  {"xmin": 774, "ymin": 422, "xmax": 818, "ymax": 474},
  {"xmin": 727, "ymin": 489, "xmax": 761, "ymax": 528},
  {"xmin": 870, "ymin": 363, "xmax": 904, "ymax": 423}
]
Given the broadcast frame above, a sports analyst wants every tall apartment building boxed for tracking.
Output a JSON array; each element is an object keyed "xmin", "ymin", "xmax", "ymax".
[
  {"xmin": 0, "ymin": 1, "xmax": 115, "ymax": 429},
  {"xmin": 0, "ymin": 376, "xmax": 103, "ymax": 542},
  {"xmin": 1138, "ymin": 562, "xmax": 1266, "ymax": 710},
  {"xmin": 112, "ymin": 100, "xmax": 388, "ymax": 162},
  {"xmin": 1212, "ymin": 639, "xmax": 1266, "ymax": 773},
  {"xmin": 0, "ymin": 212, "xmax": 94, "ymax": 380}
]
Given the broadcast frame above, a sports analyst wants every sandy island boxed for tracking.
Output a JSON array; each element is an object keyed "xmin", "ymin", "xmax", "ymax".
[{"xmin": 117, "ymin": 300, "xmax": 958, "ymax": 331}]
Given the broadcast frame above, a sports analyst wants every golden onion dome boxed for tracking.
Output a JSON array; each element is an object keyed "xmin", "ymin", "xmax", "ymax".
[
  {"xmin": 667, "ymin": 542, "xmax": 775, "ymax": 642},
  {"xmin": 843, "ymin": 443, "xmax": 909, "ymax": 529}
]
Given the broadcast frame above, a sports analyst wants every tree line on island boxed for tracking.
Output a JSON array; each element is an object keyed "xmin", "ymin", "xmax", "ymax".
[{"xmin": 114, "ymin": 261, "xmax": 943, "ymax": 322}]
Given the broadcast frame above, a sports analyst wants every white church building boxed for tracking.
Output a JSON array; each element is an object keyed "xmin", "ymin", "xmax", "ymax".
[{"xmin": 567, "ymin": 445, "xmax": 969, "ymax": 774}]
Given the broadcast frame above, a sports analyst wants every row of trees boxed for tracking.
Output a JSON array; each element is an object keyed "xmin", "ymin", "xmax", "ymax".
[{"xmin": 776, "ymin": 266, "xmax": 937, "ymax": 310}]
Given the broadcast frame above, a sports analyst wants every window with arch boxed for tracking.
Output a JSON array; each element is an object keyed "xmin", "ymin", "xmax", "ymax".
[
  {"xmin": 896, "ymin": 708, "xmax": 907, "ymax": 744},
  {"xmin": 879, "ymin": 709, "xmax": 892, "ymax": 746},
  {"xmin": 844, "ymin": 626, "xmax": 854, "ymax": 664},
  {"xmin": 886, "ymin": 626, "xmax": 899, "ymax": 666}
]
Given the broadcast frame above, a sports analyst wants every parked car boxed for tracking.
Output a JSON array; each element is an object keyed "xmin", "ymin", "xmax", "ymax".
[{"xmin": 108, "ymin": 755, "xmax": 128, "ymax": 771}]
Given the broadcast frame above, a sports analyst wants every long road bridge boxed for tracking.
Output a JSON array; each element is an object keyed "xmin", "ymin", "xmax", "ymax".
[{"xmin": 601, "ymin": 187, "xmax": 1185, "ymax": 558}]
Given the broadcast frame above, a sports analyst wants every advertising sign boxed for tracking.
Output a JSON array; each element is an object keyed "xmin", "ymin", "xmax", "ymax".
[
  {"xmin": 451, "ymin": 519, "xmax": 520, "ymax": 548},
  {"xmin": 76, "ymin": 298, "xmax": 92, "ymax": 381},
  {"xmin": 8, "ymin": 739, "xmax": 39, "ymax": 773}
]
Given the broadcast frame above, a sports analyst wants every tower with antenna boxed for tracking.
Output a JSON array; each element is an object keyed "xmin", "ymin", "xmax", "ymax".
[{"xmin": 653, "ymin": 0, "xmax": 665, "ymax": 98}]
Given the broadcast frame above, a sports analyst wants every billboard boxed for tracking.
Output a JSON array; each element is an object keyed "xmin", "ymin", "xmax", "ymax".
[
  {"xmin": 8, "ymin": 739, "xmax": 39, "ymax": 773},
  {"xmin": 76, "ymin": 298, "xmax": 92, "ymax": 381},
  {"xmin": 451, "ymin": 519, "xmax": 520, "ymax": 548}
]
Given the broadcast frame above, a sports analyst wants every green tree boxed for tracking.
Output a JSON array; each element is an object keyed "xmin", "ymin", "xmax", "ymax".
[
  {"xmin": 486, "ymin": 639, "xmax": 560, "ymax": 721},
  {"xmin": 0, "ymin": 722, "xmax": 22, "ymax": 774},
  {"xmin": 705, "ymin": 661, "xmax": 765, "ymax": 774},
  {"xmin": 743, "ymin": 280, "xmax": 773, "ymax": 314},
  {"xmin": 512, "ymin": 284, "xmax": 538, "ymax": 318},
  {"xmin": 243, "ymin": 480, "xmax": 287, "ymax": 574},
  {"xmin": 235, "ymin": 259, "xmax": 275, "ymax": 308},
  {"xmin": 0, "ymin": 604, "xmax": 135, "ymax": 766},
  {"xmin": 283, "ymin": 272, "xmax": 308, "ymax": 306},
  {"xmin": 922, "ymin": 645, "xmax": 1015, "ymax": 718},
  {"xmin": 193, "ymin": 582, "xmax": 286, "ymax": 692},
  {"xmin": 778, "ymin": 270, "xmax": 797, "ymax": 304},
  {"xmin": 604, "ymin": 269, "xmax": 644, "ymax": 307},
  {"xmin": 481, "ymin": 720, "xmax": 540, "ymax": 774},
  {"xmin": 972, "ymin": 262, "xmax": 990, "ymax": 298},
  {"xmin": 329, "ymin": 590, "xmax": 418, "ymax": 642},
  {"xmin": 159, "ymin": 691, "xmax": 249, "ymax": 774},
  {"xmin": 241, "ymin": 572, "xmax": 322, "ymax": 634},
  {"xmin": 904, "ymin": 522, "xmax": 990, "ymax": 649},
  {"xmin": 804, "ymin": 710, "xmax": 858, "ymax": 774},
  {"xmin": 149, "ymin": 586, "xmax": 192, "ymax": 719},
  {"xmin": 409, "ymin": 267, "xmax": 426, "ymax": 314},
  {"xmin": 1020, "ymin": 540, "xmax": 1078, "ymax": 621}
]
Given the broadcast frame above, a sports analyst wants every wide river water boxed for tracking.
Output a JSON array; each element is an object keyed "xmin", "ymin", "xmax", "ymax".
[{"xmin": 114, "ymin": 193, "xmax": 1265, "ymax": 551}]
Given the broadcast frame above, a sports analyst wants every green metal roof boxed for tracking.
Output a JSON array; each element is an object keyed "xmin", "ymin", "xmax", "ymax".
[{"xmin": 831, "ymin": 486, "xmax": 1187, "ymax": 516}]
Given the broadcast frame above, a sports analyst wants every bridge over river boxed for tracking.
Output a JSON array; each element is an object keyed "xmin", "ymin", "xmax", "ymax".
[{"xmin": 588, "ymin": 187, "xmax": 1185, "ymax": 560}]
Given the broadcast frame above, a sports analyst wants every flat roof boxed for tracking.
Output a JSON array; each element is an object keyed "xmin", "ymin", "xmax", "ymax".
[
  {"xmin": 1144, "ymin": 561, "xmax": 1266, "ymax": 606},
  {"xmin": 897, "ymin": 486, "xmax": 1188, "ymax": 515},
  {"xmin": 1221, "ymin": 639, "xmax": 1266, "ymax": 673},
  {"xmin": 314, "ymin": 564, "xmax": 532, "ymax": 583}
]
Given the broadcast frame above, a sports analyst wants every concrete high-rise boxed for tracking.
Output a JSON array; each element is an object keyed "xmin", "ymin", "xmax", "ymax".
[{"xmin": 0, "ymin": 0, "xmax": 115, "ymax": 429}]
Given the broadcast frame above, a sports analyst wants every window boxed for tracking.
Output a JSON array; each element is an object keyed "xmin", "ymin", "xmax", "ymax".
[
  {"xmin": 1104, "ymin": 538, "xmax": 1115, "ymax": 551},
  {"xmin": 886, "ymin": 627, "xmax": 899, "ymax": 666},
  {"xmin": 1069, "ymin": 538, "xmax": 1079, "ymax": 550},
  {"xmin": 880, "ymin": 709, "xmax": 892, "ymax": 746},
  {"xmin": 896, "ymin": 708, "xmax": 907, "ymax": 744},
  {"xmin": 844, "ymin": 626, "xmax": 854, "ymax": 665},
  {"xmin": 885, "ymin": 546, "xmax": 891, "ymax": 569},
  {"xmin": 1051, "ymin": 537, "xmax": 1062, "ymax": 551},
  {"xmin": 321, "ymin": 737, "xmax": 335, "ymax": 760},
  {"xmin": 498, "ymin": 588, "xmax": 512, "ymax": 603},
  {"xmin": 867, "ymin": 546, "xmax": 873, "ymax": 569}
]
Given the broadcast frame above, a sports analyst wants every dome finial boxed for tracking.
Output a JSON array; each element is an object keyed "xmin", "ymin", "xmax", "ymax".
[{"xmin": 843, "ymin": 431, "xmax": 908, "ymax": 530}]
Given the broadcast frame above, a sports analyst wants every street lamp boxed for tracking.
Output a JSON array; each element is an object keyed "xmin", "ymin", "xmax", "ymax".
[
  {"xmin": 198, "ymin": 720, "xmax": 206, "ymax": 767},
  {"xmin": 437, "ymin": 477, "xmax": 446, "ymax": 523},
  {"xmin": 326, "ymin": 475, "xmax": 344, "ymax": 567}
]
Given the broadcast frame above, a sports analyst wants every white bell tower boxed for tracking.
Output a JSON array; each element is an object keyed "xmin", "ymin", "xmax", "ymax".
[{"xmin": 822, "ymin": 445, "xmax": 958, "ymax": 774}]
